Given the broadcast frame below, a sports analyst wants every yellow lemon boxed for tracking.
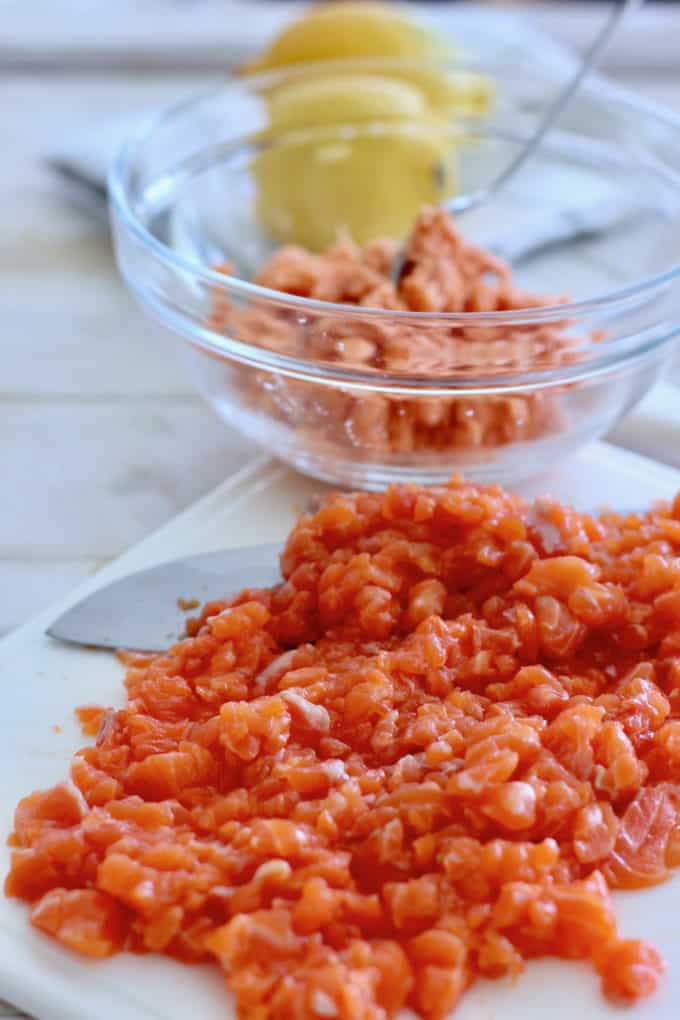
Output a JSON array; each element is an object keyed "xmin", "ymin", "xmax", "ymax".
[
  {"xmin": 244, "ymin": 2, "xmax": 492, "ymax": 250},
  {"xmin": 267, "ymin": 72, "xmax": 430, "ymax": 130},
  {"xmin": 254, "ymin": 75, "xmax": 455, "ymax": 250},
  {"xmin": 373, "ymin": 64, "xmax": 495, "ymax": 116},
  {"xmin": 255, "ymin": 126, "xmax": 455, "ymax": 252},
  {"xmin": 244, "ymin": 1, "xmax": 452, "ymax": 74}
]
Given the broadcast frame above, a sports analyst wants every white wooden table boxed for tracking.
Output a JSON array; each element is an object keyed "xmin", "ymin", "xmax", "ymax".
[
  {"xmin": 1, "ymin": 4, "xmax": 680, "ymax": 1017},
  {"xmin": 1, "ymin": 71, "xmax": 261, "ymax": 641}
]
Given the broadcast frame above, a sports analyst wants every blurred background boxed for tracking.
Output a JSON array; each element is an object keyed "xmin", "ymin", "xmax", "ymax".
[
  {"xmin": 1, "ymin": 1, "xmax": 679, "ymax": 644},
  {"xmin": 2, "ymin": 2, "xmax": 680, "ymax": 73}
]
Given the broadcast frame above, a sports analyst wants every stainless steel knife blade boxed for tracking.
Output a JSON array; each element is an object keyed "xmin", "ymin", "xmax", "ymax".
[{"xmin": 47, "ymin": 543, "xmax": 282, "ymax": 652}]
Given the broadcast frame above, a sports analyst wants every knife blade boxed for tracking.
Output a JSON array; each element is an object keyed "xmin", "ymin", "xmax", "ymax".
[{"xmin": 47, "ymin": 543, "xmax": 282, "ymax": 652}]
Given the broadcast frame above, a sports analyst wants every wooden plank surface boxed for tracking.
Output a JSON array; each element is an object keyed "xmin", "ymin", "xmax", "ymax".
[{"xmin": 0, "ymin": 72, "xmax": 257, "ymax": 641}]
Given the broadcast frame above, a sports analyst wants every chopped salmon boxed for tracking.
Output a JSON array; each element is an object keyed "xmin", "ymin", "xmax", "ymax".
[{"xmin": 7, "ymin": 477, "xmax": 680, "ymax": 1016}]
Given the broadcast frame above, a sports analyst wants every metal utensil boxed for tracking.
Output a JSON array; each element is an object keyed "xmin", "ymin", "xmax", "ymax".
[
  {"xmin": 392, "ymin": 0, "xmax": 643, "ymax": 283},
  {"xmin": 47, "ymin": 543, "xmax": 282, "ymax": 652}
]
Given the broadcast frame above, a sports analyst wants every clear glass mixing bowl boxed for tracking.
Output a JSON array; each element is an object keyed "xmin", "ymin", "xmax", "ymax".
[{"xmin": 109, "ymin": 59, "xmax": 680, "ymax": 488}]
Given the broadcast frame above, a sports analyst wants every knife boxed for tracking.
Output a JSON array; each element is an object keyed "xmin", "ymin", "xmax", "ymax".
[{"xmin": 47, "ymin": 543, "xmax": 282, "ymax": 652}]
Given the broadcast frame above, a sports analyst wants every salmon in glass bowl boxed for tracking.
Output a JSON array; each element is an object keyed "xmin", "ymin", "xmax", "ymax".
[{"xmin": 109, "ymin": 58, "xmax": 680, "ymax": 488}]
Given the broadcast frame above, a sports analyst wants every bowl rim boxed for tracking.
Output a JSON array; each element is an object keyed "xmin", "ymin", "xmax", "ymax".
[{"xmin": 108, "ymin": 59, "xmax": 680, "ymax": 331}]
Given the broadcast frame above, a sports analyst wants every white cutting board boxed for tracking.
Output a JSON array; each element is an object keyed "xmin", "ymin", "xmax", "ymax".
[{"xmin": 1, "ymin": 446, "xmax": 680, "ymax": 1020}]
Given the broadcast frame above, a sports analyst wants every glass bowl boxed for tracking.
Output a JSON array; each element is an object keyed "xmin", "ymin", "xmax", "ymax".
[{"xmin": 109, "ymin": 58, "xmax": 680, "ymax": 489}]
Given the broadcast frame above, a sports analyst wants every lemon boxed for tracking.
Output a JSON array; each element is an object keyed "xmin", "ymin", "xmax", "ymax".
[
  {"xmin": 265, "ymin": 66, "xmax": 494, "ymax": 122},
  {"xmin": 267, "ymin": 72, "xmax": 430, "ymax": 130},
  {"xmin": 244, "ymin": 1, "xmax": 451, "ymax": 74},
  {"xmin": 376, "ymin": 65, "xmax": 495, "ymax": 116},
  {"xmin": 255, "ymin": 124, "xmax": 454, "ymax": 252},
  {"xmin": 244, "ymin": 2, "xmax": 491, "ymax": 250}
]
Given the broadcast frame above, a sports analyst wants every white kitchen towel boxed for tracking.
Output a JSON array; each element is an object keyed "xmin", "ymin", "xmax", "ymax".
[{"xmin": 609, "ymin": 378, "xmax": 680, "ymax": 470}]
